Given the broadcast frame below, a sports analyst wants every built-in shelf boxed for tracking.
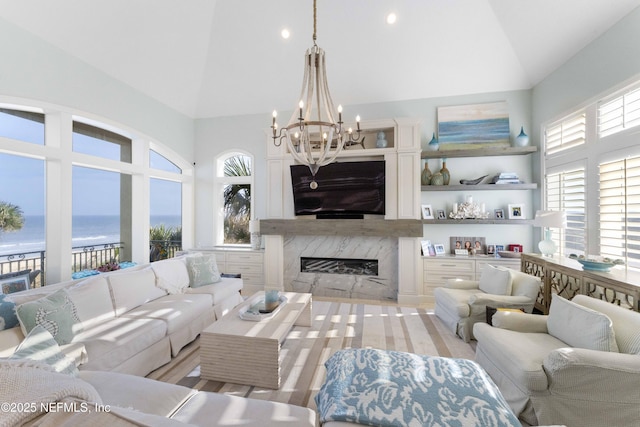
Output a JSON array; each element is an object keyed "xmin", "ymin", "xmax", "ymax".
[
  {"xmin": 421, "ymin": 146, "xmax": 537, "ymax": 159},
  {"xmin": 422, "ymin": 219, "xmax": 534, "ymax": 225},
  {"xmin": 421, "ymin": 183, "xmax": 537, "ymax": 191}
]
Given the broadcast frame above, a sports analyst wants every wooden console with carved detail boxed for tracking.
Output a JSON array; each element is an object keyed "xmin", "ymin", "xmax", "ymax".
[{"xmin": 520, "ymin": 253, "xmax": 640, "ymax": 313}]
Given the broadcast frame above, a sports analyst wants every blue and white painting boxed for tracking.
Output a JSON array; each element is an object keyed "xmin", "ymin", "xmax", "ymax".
[{"xmin": 437, "ymin": 101, "xmax": 510, "ymax": 149}]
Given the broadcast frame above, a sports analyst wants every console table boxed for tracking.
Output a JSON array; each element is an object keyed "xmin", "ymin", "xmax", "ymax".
[{"xmin": 520, "ymin": 253, "xmax": 640, "ymax": 313}]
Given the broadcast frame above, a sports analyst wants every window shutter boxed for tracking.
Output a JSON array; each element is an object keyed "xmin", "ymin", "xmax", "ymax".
[
  {"xmin": 598, "ymin": 84, "xmax": 640, "ymax": 137},
  {"xmin": 545, "ymin": 168, "xmax": 586, "ymax": 256},
  {"xmin": 545, "ymin": 112, "xmax": 586, "ymax": 155},
  {"xmin": 599, "ymin": 156, "xmax": 640, "ymax": 269}
]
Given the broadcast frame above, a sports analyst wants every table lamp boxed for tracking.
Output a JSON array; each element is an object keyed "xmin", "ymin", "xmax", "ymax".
[{"xmin": 533, "ymin": 210, "xmax": 566, "ymax": 256}]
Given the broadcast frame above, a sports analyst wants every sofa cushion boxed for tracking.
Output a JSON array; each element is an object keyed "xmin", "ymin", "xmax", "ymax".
[
  {"xmin": 186, "ymin": 254, "xmax": 222, "ymax": 287},
  {"xmin": 9, "ymin": 325, "xmax": 78, "ymax": 376},
  {"xmin": 572, "ymin": 294, "xmax": 640, "ymax": 354},
  {"xmin": 547, "ymin": 294, "xmax": 619, "ymax": 352},
  {"xmin": 478, "ymin": 265, "xmax": 512, "ymax": 295},
  {"xmin": 108, "ymin": 267, "xmax": 166, "ymax": 316},
  {"xmin": 72, "ymin": 317, "xmax": 167, "ymax": 372},
  {"xmin": 67, "ymin": 276, "xmax": 116, "ymax": 329},
  {"xmin": 433, "ymin": 287, "xmax": 472, "ymax": 317},
  {"xmin": 184, "ymin": 277, "xmax": 243, "ymax": 305},
  {"xmin": 15, "ymin": 288, "xmax": 83, "ymax": 345},
  {"xmin": 79, "ymin": 370, "xmax": 195, "ymax": 417},
  {"xmin": 473, "ymin": 322, "xmax": 567, "ymax": 392},
  {"xmin": 151, "ymin": 259, "xmax": 190, "ymax": 294},
  {"xmin": 0, "ymin": 294, "xmax": 19, "ymax": 331},
  {"xmin": 122, "ymin": 293, "xmax": 213, "ymax": 335}
]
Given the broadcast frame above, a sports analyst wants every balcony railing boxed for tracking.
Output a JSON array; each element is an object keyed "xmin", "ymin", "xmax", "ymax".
[{"xmin": 1, "ymin": 240, "xmax": 183, "ymax": 288}]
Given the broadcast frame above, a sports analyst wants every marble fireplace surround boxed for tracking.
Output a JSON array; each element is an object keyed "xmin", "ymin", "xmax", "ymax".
[{"xmin": 261, "ymin": 219, "xmax": 421, "ymax": 300}]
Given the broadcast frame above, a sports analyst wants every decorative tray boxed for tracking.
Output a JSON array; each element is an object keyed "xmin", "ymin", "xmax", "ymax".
[
  {"xmin": 239, "ymin": 295, "xmax": 288, "ymax": 322},
  {"xmin": 497, "ymin": 250, "xmax": 521, "ymax": 258}
]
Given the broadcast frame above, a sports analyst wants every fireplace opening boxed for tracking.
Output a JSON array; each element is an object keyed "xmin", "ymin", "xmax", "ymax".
[{"xmin": 300, "ymin": 257, "xmax": 378, "ymax": 276}]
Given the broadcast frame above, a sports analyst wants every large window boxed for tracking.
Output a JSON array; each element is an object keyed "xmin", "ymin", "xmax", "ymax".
[
  {"xmin": 0, "ymin": 108, "xmax": 44, "ymax": 145},
  {"xmin": 543, "ymin": 79, "xmax": 640, "ymax": 269},
  {"xmin": 150, "ymin": 178, "xmax": 182, "ymax": 261},
  {"xmin": 73, "ymin": 121, "xmax": 132, "ymax": 162},
  {"xmin": 215, "ymin": 152, "xmax": 253, "ymax": 245}
]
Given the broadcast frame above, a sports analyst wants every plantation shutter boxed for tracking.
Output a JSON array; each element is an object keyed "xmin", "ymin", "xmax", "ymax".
[
  {"xmin": 545, "ymin": 168, "xmax": 586, "ymax": 256},
  {"xmin": 599, "ymin": 156, "xmax": 640, "ymax": 270},
  {"xmin": 598, "ymin": 85, "xmax": 640, "ymax": 138},
  {"xmin": 545, "ymin": 112, "xmax": 586, "ymax": 155}
]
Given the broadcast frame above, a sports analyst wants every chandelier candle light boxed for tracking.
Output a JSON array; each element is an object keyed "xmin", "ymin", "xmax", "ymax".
[{"xmin": 271, "ymin": 0, "xmax": 362, "ymax": 189}]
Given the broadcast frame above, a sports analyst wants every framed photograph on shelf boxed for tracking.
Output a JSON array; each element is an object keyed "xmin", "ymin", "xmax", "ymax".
[
  {"xmin": 508, "ymin": 204, "xmax": 525, "ymax": 219},
  {"xmin": 495, "ymin": 244, "xmax": 505, "ymax": 253},
  {"xmin": 436, "ymin": 209, "xmax": 446, "ymax": 220},
  {"xmin": 434, "ymin": 243, "xmax": 446, "ymax": 256},
  {"xmin": 449, "ymin": 236, "xmax": 486, "ymax": 254},
  {"xmin": 487, "ymin": 244, "xmax": 495, "ymax": 255},
  {"xmin": 421, "ymin": 240, "xmax": 436, "ymax": 256},
  {"xmin": 494, "ymin": 209, "xmax": 504, "ymax": 219},
  {"xmin": 421, "ymin": 204, "xmax": 434, "ymax": 219}
]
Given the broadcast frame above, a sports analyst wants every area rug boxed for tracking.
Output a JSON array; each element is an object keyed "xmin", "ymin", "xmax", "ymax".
[{"xmin": 148, "ymin": 299, "xmax": 476, "ymax": 412}]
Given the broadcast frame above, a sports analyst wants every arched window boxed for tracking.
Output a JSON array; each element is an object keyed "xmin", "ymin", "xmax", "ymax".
[{"xmin": 215, "ymin": 152, "xmax": 253, "ymax": 245}]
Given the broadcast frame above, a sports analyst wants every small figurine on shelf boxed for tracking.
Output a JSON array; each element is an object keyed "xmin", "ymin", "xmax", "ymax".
[{"xmin": 376, "ymin": 131, "xmax": 388, "ymax": 148}]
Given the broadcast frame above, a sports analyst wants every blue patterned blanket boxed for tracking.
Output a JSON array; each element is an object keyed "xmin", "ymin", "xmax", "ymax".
[{"xmin": 315, "ymin": 348, "xmax": 520, "ymax": 427}]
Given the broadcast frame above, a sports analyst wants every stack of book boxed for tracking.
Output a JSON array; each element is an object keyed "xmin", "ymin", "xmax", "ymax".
[{"xmin": 491, "ymin": 172, "xmax": 522, "ymax": 184}]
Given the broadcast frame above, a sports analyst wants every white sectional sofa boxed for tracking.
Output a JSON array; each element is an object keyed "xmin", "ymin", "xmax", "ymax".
[{"xmin": 0, "ymin": 253, "xmax": 243, "ymax": 377}]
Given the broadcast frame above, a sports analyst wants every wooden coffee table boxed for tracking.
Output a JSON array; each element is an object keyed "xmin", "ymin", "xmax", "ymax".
[{"xmin": 200, "ymin": 291, "xmax": 312, "ymax": 389}]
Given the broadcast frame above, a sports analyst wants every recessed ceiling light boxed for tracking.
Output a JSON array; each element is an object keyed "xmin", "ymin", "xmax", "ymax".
[
  {"xmin": 281, "ymin": 28, "xmax": 290, "ymax": 39},
  {"xmin": 386, "ymin": 13, "xmax": 397, "ymax": 25}
]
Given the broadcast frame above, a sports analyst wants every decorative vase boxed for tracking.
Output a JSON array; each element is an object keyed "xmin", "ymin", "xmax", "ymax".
[
  {"xmin": 430, "ymin": 171, "xmax": 444, "ymax": 186},
  {"xmin": 376, "ymin": 131, "xmax": 388, "ymax": 148},
  {"xmin": 514, "ymin": 126, "xmax": 529, "ymax": 147},
  {"xmin": 421, "ymin": 162, "xmax": 432, "ymax": 185},
  {"xmin": 427, "ymin": 133, "xmax": 439, "ymax": 151},
  {"xmin": 440, "ymin": 159, "xmax": 450, "ymax": 185}
]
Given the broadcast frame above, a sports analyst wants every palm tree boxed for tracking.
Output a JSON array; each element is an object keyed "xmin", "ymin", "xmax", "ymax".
[
  {"xmin": 223, "ymin": 156, "xmax": 251, "ymax": 244},
  {"xmin": 0, "ymin": 201, "xmax": 25, "ymax": 232}
]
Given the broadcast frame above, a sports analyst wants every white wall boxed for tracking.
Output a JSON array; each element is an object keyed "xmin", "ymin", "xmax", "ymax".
[{"xmin": 0, "ymin": 17, "xmax": 194, "ymax": 161}]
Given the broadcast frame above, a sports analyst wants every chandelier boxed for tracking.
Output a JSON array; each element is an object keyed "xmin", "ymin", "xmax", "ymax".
[{"xmin": 271, "ymin": 0, "xmax": 362, "ymax": 188}]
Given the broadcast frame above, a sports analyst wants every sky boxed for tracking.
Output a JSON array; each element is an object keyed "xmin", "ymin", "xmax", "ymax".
[{"xmin": 0, "ymin": 113, "xmax": 181, "ymax": 216}]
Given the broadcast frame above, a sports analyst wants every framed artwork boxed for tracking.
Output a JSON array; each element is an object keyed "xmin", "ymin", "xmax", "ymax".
[
  {"xmin": 494, "ymin": 209, "xmax": 504, "ymax": 219},
  {"xmin": 436, "ymin": 209, "xmax": 446, "ymax": 220},
  {"xmin": 421, "ymin": 204, "xmax": 434, "ymax": 219},
  {"xmin": 495, "ymin": 245, "xmax": 505, "ymax": 253},
  {"xmin": 508, "ymin": 204, "xmax": 525, "ymax": 219},
  {"xmin": 0, "ymin": 273, "xmax": 29, "ymax": 294},
  {"xmin": 421, "ymin": 240, "xmax": 436, "ymax": 256},
  {"xmin": 434, "ymin": 244, "xmax": 446, "ymax": 256},
  {"xmin": 437, "ymin": 101, "xmax": 510, "ymax": 149},
  {"xmin": 487, "ymin": 244, "xmax": 496, "ymax": 255},
  {"xmin": 450, "ymin": 236, "xmax": 486, "ymax": 254}
]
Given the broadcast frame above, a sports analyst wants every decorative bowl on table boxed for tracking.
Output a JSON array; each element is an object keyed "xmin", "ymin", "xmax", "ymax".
[
  {"xmin": 497, "ymin": 250, "xmax": 521, "ymax": 258},
  {"xmin": 576, "ymin": 259, "xmax": 615, "ymax": 272}
]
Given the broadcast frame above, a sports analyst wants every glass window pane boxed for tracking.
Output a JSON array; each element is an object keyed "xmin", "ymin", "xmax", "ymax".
[
  {"xmin": 150, "ymin": 178, "xmax": 182, "ymax": 261},
  {"xmin": 224, "ymin": 183, "xmax": 250, "ymax": 244},
  {"xmin": 0, "ymin": 153, "xmax": 45, "ymax": 260},
  {"xmin": 72, "ymin": 122, "xmax": 132, "ymax": 162},
  {"xmin": 72, "ymin": 166, "xmax": 122, "ymax": 271},
  {"xmin": 150, "ymin": 150, "xmax": 182, "ymax": 174},
  {"xmin": 0, "ymin": 108, "xmax": 45, "ymax": 145},
  {"xmin": 224, "ymin": 155, "xmax": 252, "ymax": 177}
]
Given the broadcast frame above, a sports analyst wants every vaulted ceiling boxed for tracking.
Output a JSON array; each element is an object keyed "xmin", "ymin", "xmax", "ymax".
[{"xmin": 1, "ymin": 0, "xmax": 639, "ymax": 119}]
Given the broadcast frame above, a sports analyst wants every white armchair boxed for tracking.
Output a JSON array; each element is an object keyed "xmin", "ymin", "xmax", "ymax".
[
  {"xmin": 434, "ymin": 265, "xmax": 541, "ymax": 342},
  {"xmin": 473, "ymin": 294, "xmax": 640, "ymax": 427}
]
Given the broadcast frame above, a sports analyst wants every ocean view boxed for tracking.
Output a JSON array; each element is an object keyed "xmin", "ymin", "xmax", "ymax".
[{"xmin": 0, "ymin": 215, "xmax": 181, "ymax": 256}]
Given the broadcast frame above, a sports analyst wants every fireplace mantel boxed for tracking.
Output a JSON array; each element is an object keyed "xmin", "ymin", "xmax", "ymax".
[{"xmin": 260, "ymin": 219, "xmax": 422, "ymax": 238}]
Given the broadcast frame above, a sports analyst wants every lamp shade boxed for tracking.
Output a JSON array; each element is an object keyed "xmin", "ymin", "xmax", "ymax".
[
  {"xmin": 249, "ymin": 220, "xmax": 260, "ymax": 233},
  {"xmin": 533, "ymin": 210, "xmax": 566, "ymax": 228}
]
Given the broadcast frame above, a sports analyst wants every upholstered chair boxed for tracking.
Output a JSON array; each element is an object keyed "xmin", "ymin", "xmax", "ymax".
[{"xmin": 434, "ymin": 265, "xmax": 541, "ymax": 342}]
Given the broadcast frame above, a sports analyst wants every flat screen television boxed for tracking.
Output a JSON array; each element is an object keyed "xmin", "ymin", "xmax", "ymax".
[{"xmin": 290, "ymin": 160, "xmax": 385, "ymax": 218}]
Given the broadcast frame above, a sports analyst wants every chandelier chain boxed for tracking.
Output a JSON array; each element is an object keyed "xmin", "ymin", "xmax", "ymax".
[{"xmin": 313, "ymin": 0, "xmax": 317, "ymax": 45}]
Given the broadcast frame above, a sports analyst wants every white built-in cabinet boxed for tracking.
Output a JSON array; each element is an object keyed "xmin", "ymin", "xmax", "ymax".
[{"xmin": 193, "ymin": 248, "xmax": 264, "ymax": 295}]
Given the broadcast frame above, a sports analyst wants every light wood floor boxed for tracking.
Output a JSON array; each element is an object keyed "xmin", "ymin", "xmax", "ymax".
[{"xmin": 147, "ymin": 297, "xmax": 475, "ymax": 413}]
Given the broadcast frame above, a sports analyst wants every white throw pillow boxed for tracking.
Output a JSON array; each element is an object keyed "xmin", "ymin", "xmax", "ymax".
[
  {"xmin": 478, "ymin": 265, "xmax": 513, "ymax": 295},
  {"xmin": 547, "ymin": 294, "xmax": 619, "ymax": 352},
  {"xmin": 108, "ymin": 268, "xmax": 166, "ymax": 315},
  {"xmin": 151, "ymin": 259, "xmax": 191, "ymax": 294},
  {"xmin": 67, "ymin": 276, "xmax": 116, "ymax": 329}
]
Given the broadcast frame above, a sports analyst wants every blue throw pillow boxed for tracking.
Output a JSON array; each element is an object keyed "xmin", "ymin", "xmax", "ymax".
[{"xmin": 0, "ymin": 294, "xmax": 19, "ymax": 330}]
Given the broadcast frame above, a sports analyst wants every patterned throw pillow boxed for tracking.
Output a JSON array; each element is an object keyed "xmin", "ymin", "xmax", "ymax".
[
  {"xmin": 187, "ymin": 255, "xmax": 222, "ymax": 287},
  {"xmin": 0, "ymin": 294, "xmax": 19, "ymax": 330},
  {"xmin": 16, "ymin": 288, "xmax": 83, "ymax": 345},
  {"xmin": 9, "ymin": 325, "xmax": 79, "ymax": 376}
]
